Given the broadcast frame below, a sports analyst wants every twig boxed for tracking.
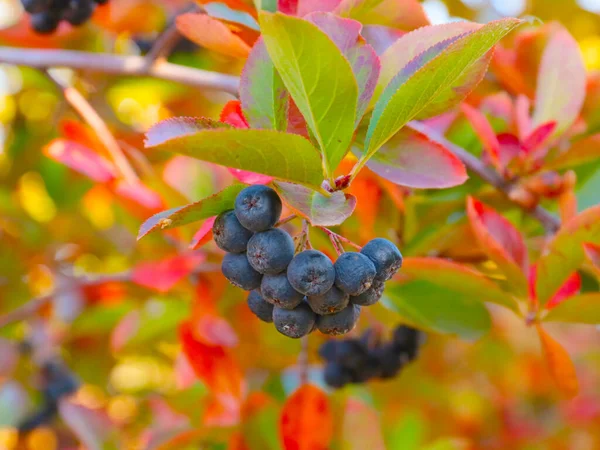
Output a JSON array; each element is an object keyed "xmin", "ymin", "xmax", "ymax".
[
  {"xmin": 0, "ymin": 47, "xmax": 240, "ymax": 96},
  {"xmin": 328, "ymin": 234, "xmax": 345, "ymax": 256},
  {"xmin": 276, "ymin": 214, "xmax": 297, "ymax": 227},
  {"xmin": 317, "ymin": 226, "xmax": 362, "ymax": 250},
  {"xmin": 44, "ymin": 70, "xmax": 139, "ymax": 184},
  {"xmin": 298, "ymin": 335, "xmax": 309, "ymax": 385},
  {"xmin": 409, "ymin": 122, "xmax": 561, "ymax": 234}
]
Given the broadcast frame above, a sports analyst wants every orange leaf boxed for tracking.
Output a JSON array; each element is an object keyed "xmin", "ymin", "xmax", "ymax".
[
  {"xmin": 176, "ymin": 13, "xmax": 251, "ymax": 58},
  {"xmin": 536, "ymin": 325, "xmax": 579, "ymax": 397},
  {"xmin": 279, "ymin": 384, "xmax": 333, "ymax": 450}
]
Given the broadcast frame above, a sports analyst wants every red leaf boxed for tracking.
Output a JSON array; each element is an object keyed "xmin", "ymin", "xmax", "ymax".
[
  {"xmin": 461, "ymin": 103, "xmax": 501, "ymax": 169},
  {"xmin": 546, "ymin": 272, "xmax": 581, "ymax": 310},
  {"xmin": 297, "ymin": 0, "xmax": 341, "ymax": 16},
  {"xmin": 515, "ymin": 94, "xmax": 532, "ymax": 140},
  {"xmin": 44, "ymin": 139, "xmax": 117, "ymax": 183},
  {"xmin": 583, "ymin": 242, "xmax": 600, "ymax": 273},
  {"xmin": 280, "ymin": 384, "xmax": 333, "ymax": 450},
  {"xmin": 521, "ymin": 121, "xmax": 557, "ymax": 156},
  {"xmin": 496, "ymin": 133, "xmax": 522, "ymax": 169},
  {"xmin": 175, "ymin": 351, "xmax": 197, "ymax": 390},
  {"xmin": 112, "ymin": 180, "xmax": 164, "ymax": 211},
  {"xmin": 189, "ymin": 217, "xmax": 216, "ymax": 250},
  {"xmin": 467, "ymin": 197, "xmax": 529, "ymax": 294},
  {"xmin": 60, "ymin": 120, "xmax": 103, "ymax": 153},
  {"xmin": 132, "ymin": 253, "xmax": 205, "ymax": 292},
  {"xmin": 110, "ymin": 310, "xmax": 141, "ymax": 353},
  {"xmin": 278, "ymin": 0, "xmax": 299, "ymax": 14},
  {"xmin": 220, "ymin": 101, "xmax": 250, "ymax": 129},
  {"xmin": 191, "ymin": 314, "xmax": 239, "ymax": 348},
  {"xmin": 176, "ymin": 13, "xmax": 252, "ymax": 58},
  {"xmin": 536, "ymin": 325, "xmax": 579, "ymax": 397}
]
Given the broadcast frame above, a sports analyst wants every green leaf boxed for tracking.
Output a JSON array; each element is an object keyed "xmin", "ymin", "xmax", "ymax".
[
  {"xmin": 145, "ymin": 119, "xmax": 324, "ymax": 189},
  {"xmin": 259, "ymin": 12, "xmax": 359, "ymax": 178},
  {"xmin": 543, "ymin": 294, "xmax": 600, "ymax": 324},
  {"xmin": 274, "ymin": 181, "xmax": 356, "ymax": 226},
  {"xmin": 363, "ymin": 18, "xmax": 521, "ymax": 164},
  {"xmin": 137, "ymin": 184, "xmax": 245, "ymax": 240},
  {"xmin": 536, "ymin": 205, "xmax": 600, "ymax": 306}
]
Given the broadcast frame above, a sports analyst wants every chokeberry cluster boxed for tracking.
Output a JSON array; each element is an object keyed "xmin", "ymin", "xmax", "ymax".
[
  {"xmin": 214, "ymin": 184, "xmax": 403, "ymax": 339},
  {"xmin": 21, "ymin": 0, "xmax": 108, "ymax": 34},
  {"xmin": 319, "ymin": 325, "xmax": 424, "ymax": 388}
]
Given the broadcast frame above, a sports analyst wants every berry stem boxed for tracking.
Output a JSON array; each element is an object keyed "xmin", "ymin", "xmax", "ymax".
[
  {"xmin": 276, "ymin": 214, "xmax": 297, "ymax": 227},
  {"xmin": 302, "ymin": 220, "xmax": 313, "ymax": 250},
  {"xmin": 328, "ymin": 234, "xmax": 345, "ymax": 256},
  {"xmin": 317, "ymin": 227, "xmax": 362, "ymax": 251},
  {"xmin": 299, "ymin": 335, "xmax": 309, "ymax": 385}
]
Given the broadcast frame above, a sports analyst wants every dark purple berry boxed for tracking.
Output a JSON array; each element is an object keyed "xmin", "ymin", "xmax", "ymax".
[
  {"xmin": 287, "ymin": 250, "xmax": 335, "ymax": 297},
  {"xmin": 360, "ymin": 238, "xmax": 403, "ymax": 281},
  {"xmin": 317, "ymin": 305, "xmax": 361, "ymax": 336},
  {"xmin": 350, "ymin": 280, "xmax": 384, "ymax": 306},
  {"xmin": 221, "ymin": 253, "xmax": 262, "ymax": 291},
  {"xmin": 307, "ymin": 286, "xmax": 349, "ymax": 315},
  {"xmin": 392, "ymin": 326, "xmax": 422, "ymax": 361},
  {"xmin": 234, "ymin": 185, "xmax": 282, "ymax": 232},
  {"xmin": 323, "ymin": 363, "xmax": 350, "ymax": 388},
  {"xmin": 62, "ymin": 0, "xmax": 95, "ymax": 26},
  {"xmin": 247, "ymin": 290, "xmax": 274, "ymax": 323},
  {"xmin": 22, "ymin": 0, "xmax": 51, "ymax": 13},
  {"xmin": 213, "ymin": 210, "xmax": 253, "ymax": 253},
  {"xmin": 261, "ymin": 271, "xmax": 304, "ymax": 310},
  {"xmin": 31, "ymin": 12, "xmax": 60, "ymax": 33},
  {"xmin": 247, "ymin": 228, "xmax": 294, "ymax": 274},
  {"xmin": 334, "ymin": 252, "xmax": 376, "ymax": 295},
  {"xmin": 335, "ymin": 339, "xmax": 367, "ymax": 370},
  {"xmin": 318, "ymin": 340, "xmax": 338, "ymax": 360},
  {"xmin": 273, "ymin": 303, "xmax": 316, "ymax": 339}
]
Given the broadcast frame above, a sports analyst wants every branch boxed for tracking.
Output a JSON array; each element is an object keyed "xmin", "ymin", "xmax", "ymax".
[
  {"xmin": 45, "ymin": 71, "xmax": 139, "ymax": 184},
  {"xmin": 0, "ymin": 47, "xmax": 240, "ymax": 96},
  {"xmin": 409, "ymin": 122, "xmax": 561, "ymax": 234}
]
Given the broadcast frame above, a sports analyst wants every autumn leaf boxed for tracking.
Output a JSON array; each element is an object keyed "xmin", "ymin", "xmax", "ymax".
[{"xmin": 536, "ymin": 325, "xmax": 579, "ymax": 397}]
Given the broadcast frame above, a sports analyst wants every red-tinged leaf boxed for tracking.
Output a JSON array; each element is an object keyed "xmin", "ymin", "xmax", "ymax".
[
  {"xmin": 533, "ymin": 26, "xmax": 586, "ymax": 138},
  {"xmin": 544, "ymin": 293, "xmax": 600, "ymax": 324},
  {"xmin": 176, "ymin": 13, "xmax": 252, "ymax": 58},
  {"xmin": 545, "ymin": 272, "xmax": 581, "ymax": 309},
  {"xmin": 191, "ymin": 314, "xmax": 239, "ymax": 348},
  {"xmin": 496, "ymin": 133, "xmax": 522, "ymax": 169},
  {"xmin": 131, "ymin": 253, "xmax": 205, "ymax": 292},
  {"xmin": 274, "ymin": 181, "xmax": 356, "ymax": 226},
  {"xmin": 145, "ymin": 117, "xmax": 228, "ymax": 148},
  {"xmin": 461, "ymin": 104, "xmax": 501, "ymax": 169},
  {"xmin": 113, "ymin": 180, "xmax": 164, "ymax": 211},
  {"xmin": 179, "ymin": 321, "xmax": 245, "ymax": 400},
  {"xmin": 480, "ymin": 91, "xmax": 514, "ymax": 125},
  {"xmin": 536, "ymin": 205, "xmax": 600, "ymax": 307},
  {"xmin": 229, "ymin": 168, "xmax": 275, "ymax": 185},
  {"xmin": 110, "ymin": 310, "xmax": 141, "ymax": 353},
  {"xmin": 521, "ymin": 121, "xmax": 556, "ymax": 156},
  {"xmin": 376, "ymin": 22, "xmax": 481, "ymax": 102},
  {"xmin": 358, "ymin": 124, "xmax": 468, "ymax": 189},
  {"xmin": 240, "ymin": 38, "xmax": 289, "ymax": 132},
  {"xmin": 175, "ymin": 352, "xmax": 197, "ymax": 390},
  {"xmin": 220, "ymin": 100, "xmax": 250, "ymax": 129},
  {"xmin": 44, "ymin": 139, "xmax": 117, "ymax": 183},
  {"xmin": 583, "ymin": 242, "xmax": 600, "ymax": 272},
  {"xmin": 515, "ymin": 94, "xmax": 532, "ymax": 140},
  {"xmin": 278, "ymin": 0, "xmax": 298, "ymax": 14},
  {"xmin": 297, "ymin": 0, "xmax": 340, "ymax": 16},
  {"xmin": 60, "ymin": 120, "xmax": 103, "ymax": 153},
  {"xmin": 138, "ymin": 184, "xmax": 245, "ymax": 240},
  {"xmin": 204, "ymin": 394, "xmax": 242, "ymax": 426},
  {"xmin": 361, "ymin": 24, "xmax": 405, "ymax": 55},
  {"xmin": 305, "ymin": 12, "xmax": 380, "ymax": 124},
  {"xmin": 335, "ymin": 0, "xmax": 429, "ymax": 32},
  {"xmin": 536, "ymin": 325, "xmax": 579, "ymax": 397},
  {"xmin": 189, "ymin": 217, "xmax": 216, "ymax": 250},
  {"xmin": 558, "ymin": 189, "xmax": 578, "ymax": 224},
  {"xmin": 546, "ymin": 135, "xmax": 600, "ymax": 170},
  {"xmin": 279, "ymin": 384, "xmax": 333, "ymax": 450},
  {"xmin": 342, "ymin": 398, "xmax": 386, "ymax": 450},
  {"xmin": 466, "ymin": 197, "xmax": 529, "ymax": 295},
  {"xmin": 58, "ymin": 400, "xmax": 115, "ymax": 450}
]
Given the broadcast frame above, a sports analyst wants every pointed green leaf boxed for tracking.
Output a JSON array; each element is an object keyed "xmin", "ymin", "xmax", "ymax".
[
  {"xmin": 363, "ymin": 18, "xmax": 521, "ymax": 163},
  {"xmin": 259, "ymin": 12, "xmax": 359, "ymax": 178},
  {"xmin": 145, "ymin": 119, "xmax": 324, "ymax": 189},
  {"xmin": 544, "ymin": 294, "xmax": 600, "ymax": 324}
]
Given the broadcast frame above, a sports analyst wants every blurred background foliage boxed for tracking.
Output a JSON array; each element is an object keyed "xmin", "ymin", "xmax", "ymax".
[{"xmin": 0, "ymin": 1, "xmax": 599, "ymax": 449}]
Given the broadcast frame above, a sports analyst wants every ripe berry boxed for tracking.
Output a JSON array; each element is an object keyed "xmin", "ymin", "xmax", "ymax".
[
  {"xmin": 318, "ymin": 340, "xmax": 338, "ymax": 360},
  {"xmin": 247, "ymin": 228, "xmax": 294, "ymax": 274},
  {"xmin": 247, "ymin": 290, "xmax": 274, "ymax": 323},
  {"xmin": 350, "ymin": 280, "xmax": 384, "ymax": 306},
  {"xmin": 307, "ymin": 286, "xmax": 349, "ymax": 315},
  {"xmin": 361, "ymin": 238, "xmax": 403, "ymax": 281},
  {"xmin": 234, "ymin": 185, "xmax": 282, "ymax": 232},
  {"xmin": 335, "ymin": 339, "xmax": 367, "ymax": 370},
  {"xmin": 31, "ymin": 12, "xmax": 60, "ymax": 33},
  {"xmin": 375, "ymin": 344, "xmax": 406, "ymax": 379},
  {"xmin": 287, "ymin": 250, "xmax": 335, "ymax": 296},
  {"xmin": 213, "ymin": 210, "xmax": 253, "ymax": 253},
  {"xmin": 323, "ymin": 363, "xmax": 350, "ymax": 388},
  {"xmin": 334, "ymin": 252, "xmax": 376, "ymax": 295},
  {"xmin": 221, "ymin": 253, "xmax": 262, "ymax": 291},
  {"xmin": 273, "ymin": 303, "xmax": 316, "ymax": 339},
  {"xmin": 62, "ymin": 0, "xmax": 95, "ymax": 26},
  {"xmin": 392, "ymin": 325, "xmax": 422, "ymax": 361},
  {"xmin": 261, "ymin": 271, "xmax": 304, "ymax": 310},
  {"xmin": 22, "ymin": 0, "xmax": 50, "ymax": 13},
  {"xmin": 317, "ymin": 304, "xmax": 360, "ymax": 336}
]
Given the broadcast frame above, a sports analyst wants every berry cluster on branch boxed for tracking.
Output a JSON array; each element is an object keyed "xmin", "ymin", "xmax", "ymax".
[
  {"xmin": 21, "ymin": 0, "xmax": 108, "ymax": 34},
  {"xmin": 214, "ymin": 185, "xmax": 403, "ymax": 339},
  {"xmin": 319, "ymin": 325, "xmax": 424, "ymax": 388}
]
